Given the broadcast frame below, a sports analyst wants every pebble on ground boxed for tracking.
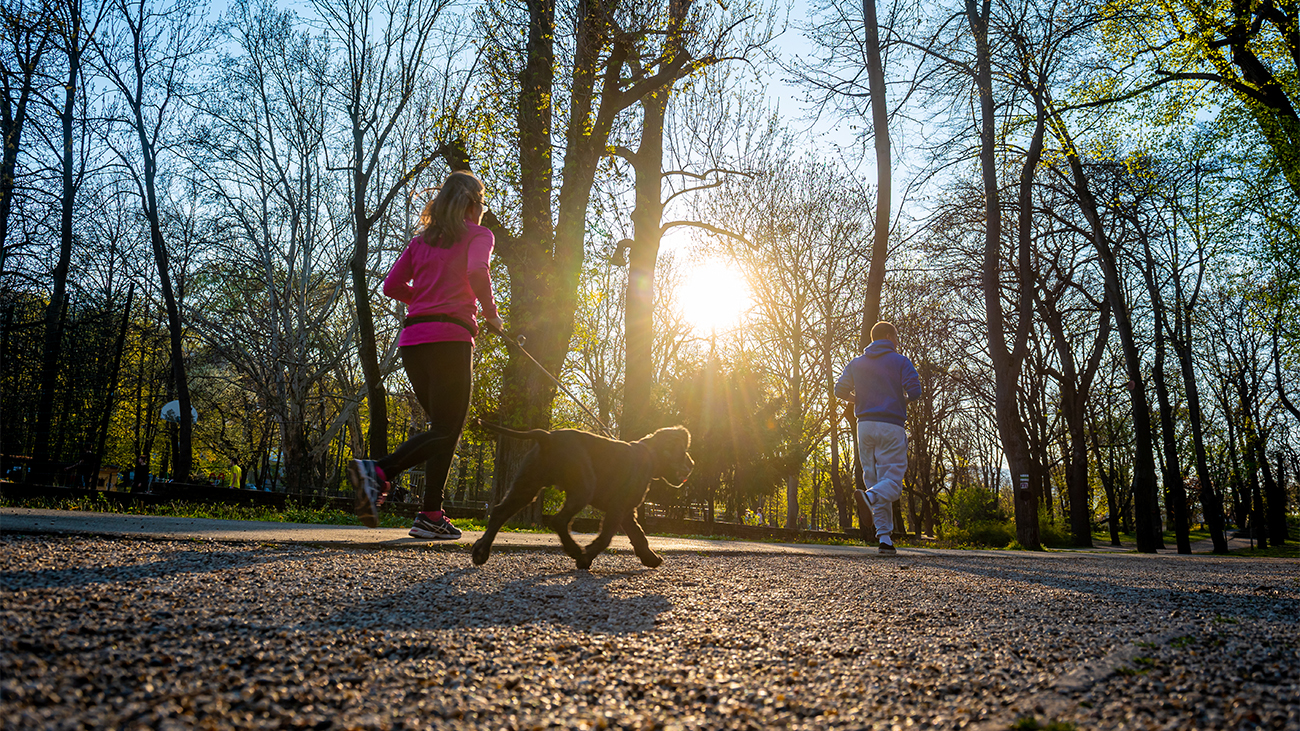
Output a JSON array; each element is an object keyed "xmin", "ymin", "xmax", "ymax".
[{"xmin": 1, "ymin": 534, "xmax": 1297, "ymax": 730}]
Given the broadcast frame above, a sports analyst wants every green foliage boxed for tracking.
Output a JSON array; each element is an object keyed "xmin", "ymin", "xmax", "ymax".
[
  {"xmin": 936, "ymin": 486, "xmax": 1015, "ymax": 547},
  {"xmin": 1229, "ymin": 543, "xmax": 1300, "ymax": 558},
  {"xmin": 6, "ymin": 495, "xmax": 404, "ymax": 529},
  {"xmin": 1037, "ymin": 515, "xmax": 1073, "ymax": 548},
  {"xmin": 940, "ymin": 520, "xmax": 1015, "ymax": 548},
  {"xmin": 943, "ymin": 486, "xmax": 1006, "ymax": 526}
]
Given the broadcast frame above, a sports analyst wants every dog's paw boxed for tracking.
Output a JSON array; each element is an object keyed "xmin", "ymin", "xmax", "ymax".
[
  {"xmin": 639, "ymin": 552, "xmax": 663, "ymax": 569},
  {"xmin": 575, "ymin": 554, "xmax": 594, "ymax": 571},
  {"xmin": 471, "ymin": 539, "xmax": 491, "ymax": 566}
]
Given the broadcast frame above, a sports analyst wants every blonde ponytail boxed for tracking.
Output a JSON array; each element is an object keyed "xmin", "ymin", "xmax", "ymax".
[{"xmin": 417, "ymin": 171, "xmax": 484, "ymax": 248}]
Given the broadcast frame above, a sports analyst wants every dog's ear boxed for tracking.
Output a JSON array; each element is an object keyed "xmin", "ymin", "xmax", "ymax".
[{"xmin": 648, "ymin": 426, "xmax": 693, "ymax": 486}]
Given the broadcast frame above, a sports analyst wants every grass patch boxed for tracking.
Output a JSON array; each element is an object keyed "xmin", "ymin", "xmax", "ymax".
[
  {"xmin": 1228, "ymin": 542, "xmax": 1298, "ymax": 558},
  {"xmin": 1090, "ymin": 527, "xmax": 1215, "ymax": 546},
  {"xmin": 647, "ymin": 530, "xmax": 868, "ymax": 547},
  {"xmin": 1, "ymin": 494, "xmax": 459, "ymax": 531},
  {"xmin": 1170, "ymin": 635, "xmax": 1195, "ymax": 649}
]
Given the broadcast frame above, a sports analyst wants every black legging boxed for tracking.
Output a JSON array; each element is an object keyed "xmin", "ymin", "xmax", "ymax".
[{"xmin": 376, "ymin": 341, "xmax": 472, "ymax": 512}]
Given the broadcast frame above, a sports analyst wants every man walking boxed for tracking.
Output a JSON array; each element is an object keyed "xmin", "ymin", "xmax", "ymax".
[{"xmin": 835, "ymin": 321, "xmax": 921, "ymax": 554}]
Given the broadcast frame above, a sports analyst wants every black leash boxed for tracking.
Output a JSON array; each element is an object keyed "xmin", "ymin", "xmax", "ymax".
[{"xmin": 491, "ymin": 328, "xmax": 616, "ymax": 439}]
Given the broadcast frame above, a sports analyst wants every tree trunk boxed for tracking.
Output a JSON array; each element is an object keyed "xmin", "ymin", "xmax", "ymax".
[
  {"xmin": 1043, "ymin": 292, "xmax": 1108, "ymax": 548},
  {"xmin": 92, "ymin": 285, "xmax": 135, "ymax": 479},
  {"xmin": 1171, "ymin": 309, "xmax": 1227, "ymax": 552},
  {"xmin": 1051, "ymin": 115, "xmax": 1159, "ymax": 553},
  {"xmin": 487, "ymin": 0, "xmax": 559, "ymax": 525},
  {"xmin": 1246, "ymin": 438, "xmax": 1268, "ymax": 547},
  {"xmin": 860, "ymin": 0, "xmax": 891, "ymax": 330},
  {"xmin": 1138, "ymin": 233, "xmax": 1189, "ymax": 553},
  {"xmin": 1222, "ymin": 395, "xmax": 1248, "ymax": 530},
  {"xmin": 1151, "ymin": 347, "xmax": 1188, "ymax": 553},
  {"xmin": 349, "ymin": 213, "xmax": 387, "ymax": 459},
  {"xmin": 1235, "ymin": 366, "xmax": 1270, "ymax": 548},
  {"xmin": 30, "ymin": 37, "xmax": 82, "ymax": 473},
  {"xmin": 1264, "ymin": 452, "xmax": 1288, "ymax": 544},
  {"xmin": 622, "ymin": 89, "xmax": 668, "ymax": 442},
  {"xmin": 1090, "ymin": 421, "xmax": 1122, "ymax": 546},
  {"xmin": 1254, "ymin": 438, "xmax": 1282, "ymax": 545},
  {"xmin": 141, "ymin": 143, "xmax": 192, "ymax": 483},
  {"xmin": 968, "ymin": 0, "xmax": 1041, "ymax": 549},
  {"xmin": 831, "ymin": 401, "xmax": 851, "ymax": 530}
]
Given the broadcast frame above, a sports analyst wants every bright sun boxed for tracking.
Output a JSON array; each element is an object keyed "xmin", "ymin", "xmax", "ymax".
[{"xmin": 677, "ymin": 260, "xmax": 751, "ymax": 334}]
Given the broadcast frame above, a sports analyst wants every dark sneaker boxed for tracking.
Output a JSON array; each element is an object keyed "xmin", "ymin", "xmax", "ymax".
[
  {"xmin": 348, "ymin": 459, "xmax": 383, "ymax": 528},
  {"xmin": 878, "ymin": 542, "xmax": 897, "ymax": 555},
  {"xmin": 409, "ymin": 511, "xmax": 462, "ymax": 540}
]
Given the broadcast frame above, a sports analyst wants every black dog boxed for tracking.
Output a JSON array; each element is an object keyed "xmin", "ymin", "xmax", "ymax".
[{"xmin": 472, "ymin": 422, "xmax": 693, "ymax": 570}]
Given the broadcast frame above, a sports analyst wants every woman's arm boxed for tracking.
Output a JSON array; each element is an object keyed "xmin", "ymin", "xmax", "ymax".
[
  {"xmin": 382, "ymin": 244, "xmax": 416, "ymax": 302},
  {"xmin": 467, "ymin": 231, "xmax": 500, "ymax": 321}
]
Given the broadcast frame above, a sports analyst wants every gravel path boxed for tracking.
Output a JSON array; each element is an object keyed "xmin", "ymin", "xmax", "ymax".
[{"xmin": 2, "ymin": 535, "xmax": 1296, "ymax": 730}]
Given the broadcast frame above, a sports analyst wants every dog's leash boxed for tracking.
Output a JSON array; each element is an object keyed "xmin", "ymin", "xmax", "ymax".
[{"xmin": 491, "ymin": 327, "xmax": 617, "ymax": 439}]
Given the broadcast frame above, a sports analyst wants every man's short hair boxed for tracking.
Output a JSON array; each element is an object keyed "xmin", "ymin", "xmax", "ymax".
[{"xmin": 871, "ymin": 321, "xmax": 898, "ymax": 343}]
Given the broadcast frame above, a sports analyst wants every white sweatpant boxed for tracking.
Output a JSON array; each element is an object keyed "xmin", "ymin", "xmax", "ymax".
[{"xmin": 857, "ymin": 420, "xmax": 907, "ymax": 540}]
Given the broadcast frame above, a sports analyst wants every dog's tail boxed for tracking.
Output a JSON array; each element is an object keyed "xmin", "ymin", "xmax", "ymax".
[{"xmin": 476, "ymin": 419, "xmax": 549, "ymax": 441}]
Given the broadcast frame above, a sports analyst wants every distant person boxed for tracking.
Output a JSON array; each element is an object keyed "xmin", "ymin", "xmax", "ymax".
[
  {"xmin": 62, "ymin": 442, "xmax": 97, "ymax": 488},
  {"xmin": 347, "ymin": 171, "xmax": 504, "ymax": 540},
  {"xmin": 835, "ymin": 321, "xmax": 921, "ymax": 555},
  {"xmin": 131, "ymin": 456, "xmax": 149, "ymax": 492}
]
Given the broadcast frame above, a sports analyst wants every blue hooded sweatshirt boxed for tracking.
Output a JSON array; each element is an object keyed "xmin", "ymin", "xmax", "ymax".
[{"xmin": 835, "ymin": 340, "xmax": 922, "ymax": 427}]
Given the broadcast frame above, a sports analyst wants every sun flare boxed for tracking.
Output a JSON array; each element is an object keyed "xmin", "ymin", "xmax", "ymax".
[{"xmin": 677, "ymin": 260, "xmax": 751, "ymax": 334}]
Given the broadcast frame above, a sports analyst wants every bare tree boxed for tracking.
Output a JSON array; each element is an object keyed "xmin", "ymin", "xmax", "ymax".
[
  {"xmin": 27, "ymin": 0, "xmax": 108, "ymax": 474},
  {"xmin": 1032, "ymin": 206, "xmax": 1110, "ymax": 547},
  {"xmin": 707, "ymin": 151, "xmax": 871, "ymax": 530},
  {"xmin": 440, "ymin": 0, "xmax": 767, "ymax": 518},
  {"xmin": 187, "ymin": 0, "xmax": 362, "ymax": 491},
  {"xmin": 312, "ymin": 0, "xmax": 465, "ymax": 458},
  {"xmin": 92, "ymin": 0, "xmax": 206, "ymax": 482},
  {"xmin": 614, "ymin": 22, "xmax": 775, "ymax": 441},
  {"xmin": 0, "ymin": 0, "xmax": 53, "ymax": 261}
]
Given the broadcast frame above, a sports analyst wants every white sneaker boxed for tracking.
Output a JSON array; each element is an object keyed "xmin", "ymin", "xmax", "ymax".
[{"xmin": 348, "ymin": 459, "xmax": 383, "ymax": 528}]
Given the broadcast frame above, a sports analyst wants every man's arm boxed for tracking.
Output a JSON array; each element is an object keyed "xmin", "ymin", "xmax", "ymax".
[
  {"xmin": 834, "ymin": 365, "xmax": 855, "ymax": 402},
  {"xmin": 902, "ymin": 359, "xmax": 921, "ymax": 401}
]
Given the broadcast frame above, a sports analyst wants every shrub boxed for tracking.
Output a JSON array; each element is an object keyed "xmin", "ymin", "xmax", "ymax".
[
  {"xmin": 943, "ymin": 486, "xmax": 1005, "ymax": 527},
  {"xmin": 937, "ymin": 486, "xmax": 1013, "ymax": 547},
  {"xmin": 1038, "ymin": 515, "xmax": 1073, "ymax": 548},
  {"xmin": 937, "ymin": 518, "xmax": 1014, "ymax": 548},
  {"xmin": 966, "ymin": 519, "xmax": 1015, "ymax": 547}
]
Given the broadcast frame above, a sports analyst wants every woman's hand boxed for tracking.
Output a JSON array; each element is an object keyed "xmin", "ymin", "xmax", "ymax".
[{"xmin": 484, "ymin": 315, "xmax": 505, "ymax": 335}]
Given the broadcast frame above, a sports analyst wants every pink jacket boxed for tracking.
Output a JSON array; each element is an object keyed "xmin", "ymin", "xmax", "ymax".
[{"xmin": 383, "ymin": 222, "xmax": 499, "ymax": 347}]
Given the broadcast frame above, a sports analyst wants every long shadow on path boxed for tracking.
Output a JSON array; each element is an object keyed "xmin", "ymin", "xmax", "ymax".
[
  {"xmin": 904, "ymin": 550, "xmax": 1299, "ymax": 622},
  {"xmin": 0, "ymin": 546, "xmax": 311, "ymax": 591},
  {"xmin": 315, "ymin": 566, "xmax": 670, "ymax": 635}
]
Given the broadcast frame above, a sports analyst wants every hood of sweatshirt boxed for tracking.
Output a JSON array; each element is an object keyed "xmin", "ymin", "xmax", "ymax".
[{"xmin": 863, "ymin": 339, "xmax": 897, "ymax": 358}]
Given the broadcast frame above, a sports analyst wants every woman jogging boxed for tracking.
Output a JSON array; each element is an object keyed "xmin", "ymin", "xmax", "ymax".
[{"xmin": 348, "ymin": 171, "xmax": 503, "ymax": 539}]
